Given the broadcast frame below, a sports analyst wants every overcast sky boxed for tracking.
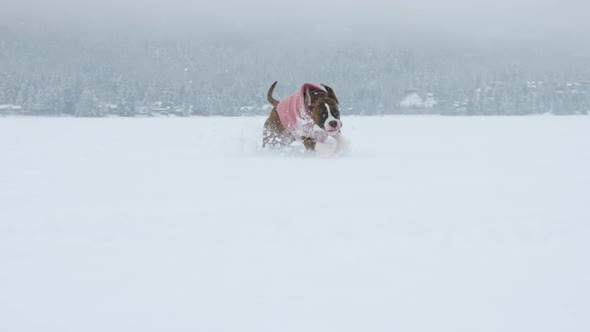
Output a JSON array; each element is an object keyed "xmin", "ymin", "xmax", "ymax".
[{"xmin": 2, "ymin": 0, "xmax": 588, "ymax": 43}]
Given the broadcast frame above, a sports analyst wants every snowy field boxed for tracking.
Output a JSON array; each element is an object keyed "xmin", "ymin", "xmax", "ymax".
[{"xmin": 1, "ymin": 115, "xmax": 589, "ymax": 332}]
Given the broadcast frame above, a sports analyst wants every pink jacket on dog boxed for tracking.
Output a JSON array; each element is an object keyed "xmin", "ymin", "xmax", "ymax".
[{"xmin": 276, "ymin": 83, "xmax": 328, "ymax": 143}]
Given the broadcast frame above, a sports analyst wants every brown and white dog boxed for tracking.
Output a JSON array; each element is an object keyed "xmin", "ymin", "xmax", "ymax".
[{"xmin": 262, "ymin": 81, "xmax": 342, "ymax": 151}]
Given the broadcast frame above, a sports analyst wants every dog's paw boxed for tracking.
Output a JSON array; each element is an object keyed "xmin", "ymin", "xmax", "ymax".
[
  {"xmin": 334, "ymin": 133, "xmax": 351, "ymax": 155},
  {"xmin": 314, "ymin": 141, "xmax": 336, "ymax": 156},
  {"xmin": 314, "ymin": 134, "xmax": 350, "ymax": 157}
]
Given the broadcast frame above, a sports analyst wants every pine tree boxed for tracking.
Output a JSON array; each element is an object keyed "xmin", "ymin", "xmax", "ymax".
[
  {"xmin": 75, "ymin": 89, "xmax": 100, "ymax": 117},
  {"xmin": 116, "ymin": 78, "xmax": 136, "ymax": 116}
]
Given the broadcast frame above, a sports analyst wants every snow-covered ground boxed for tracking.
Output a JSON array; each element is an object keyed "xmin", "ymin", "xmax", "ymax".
[{"xmin": 1, "ymin": 116, "xmax": 589, "ymax": 332}]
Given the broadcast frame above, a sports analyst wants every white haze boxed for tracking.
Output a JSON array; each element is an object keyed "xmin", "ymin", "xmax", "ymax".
[
  {"xmin": 1, "ymin": 0, "xmax": 589, "ymax": 116},
  {"xmin": 3, "ymin": 0, "xmax": 589, "ymax": 43}
]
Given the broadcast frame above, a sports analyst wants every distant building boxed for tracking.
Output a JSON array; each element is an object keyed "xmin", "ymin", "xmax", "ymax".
[
  {"xmin": 399, "ymin": 89, "xmax": 436, "ymax": 110},
  {"xmin": 0, "ymin": 104, "xmax": 22, "ymax": 115}
]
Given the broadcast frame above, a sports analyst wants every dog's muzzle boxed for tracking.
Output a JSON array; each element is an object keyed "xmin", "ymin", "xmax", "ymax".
[{"xmin": 325, "ymin": 120, "xmax": 341, "ymax": 135}]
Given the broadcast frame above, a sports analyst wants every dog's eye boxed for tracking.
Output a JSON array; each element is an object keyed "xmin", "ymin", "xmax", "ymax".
[{"xmin": 333, "ymin": 110, "xmax": 340, "ymax": 117}]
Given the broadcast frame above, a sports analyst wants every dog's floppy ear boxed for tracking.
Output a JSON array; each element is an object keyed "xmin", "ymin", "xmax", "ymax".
[
  {"xmin": 304, "ymin": 85, "xmax": 313, "ymax": 107},
  {"xmin": 321, "ymin": 84, "xmax": 339, "ymax": 104}
]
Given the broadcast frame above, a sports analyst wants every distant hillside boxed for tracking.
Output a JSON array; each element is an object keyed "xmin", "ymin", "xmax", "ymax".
[{"xmin": 1, "ymin": 29, "xmax": 589, "ymax": 116}]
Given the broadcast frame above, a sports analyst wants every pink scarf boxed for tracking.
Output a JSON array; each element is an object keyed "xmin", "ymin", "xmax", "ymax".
[{"xmin": 276, "ymin": 83, "xmax": 328, "ymax": 143}]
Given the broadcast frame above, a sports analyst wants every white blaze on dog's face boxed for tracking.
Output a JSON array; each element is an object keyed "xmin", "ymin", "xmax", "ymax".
[
  {"xmin": 323, "ymin": 103, "xmax": 342, "ymax": 135},
  {"xmin": 308, "ymin": 84, "xmax": 342, "ymax": 136}
]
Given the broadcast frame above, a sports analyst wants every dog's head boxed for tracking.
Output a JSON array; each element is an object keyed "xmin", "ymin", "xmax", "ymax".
[{"xmin": 304, "ymin": 84, "xmax": 342, "ymax": 136}]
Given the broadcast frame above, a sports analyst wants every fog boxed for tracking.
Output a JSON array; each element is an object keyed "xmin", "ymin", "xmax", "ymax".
[
  {"xmin": 4, "ymin": 0, "xmax": 588, "ymax": 39},
  {"xmin": 1, "ymin": 0, "xmax": 589, "ymax": 116}
]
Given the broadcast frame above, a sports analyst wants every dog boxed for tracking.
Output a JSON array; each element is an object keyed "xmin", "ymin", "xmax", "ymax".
[{"xmin": 262, "ymin": 81, "xmax": 342, "ymax": 151}]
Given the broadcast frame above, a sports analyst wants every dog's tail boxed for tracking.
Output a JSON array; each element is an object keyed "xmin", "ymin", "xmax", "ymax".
[{"xmin": 267, "ymin": 81, "xmax": 279, "ymax": 107}]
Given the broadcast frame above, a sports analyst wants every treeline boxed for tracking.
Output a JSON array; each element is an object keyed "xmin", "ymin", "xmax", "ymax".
[{"xmin": 1, "ymin": 29, "xmax": 589, "ymax": 116}]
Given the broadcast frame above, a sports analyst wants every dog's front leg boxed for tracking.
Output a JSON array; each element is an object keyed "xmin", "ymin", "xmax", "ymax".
[{"xmin": 301, "ymin": 137, "xmax": 316, "ymax": 150}]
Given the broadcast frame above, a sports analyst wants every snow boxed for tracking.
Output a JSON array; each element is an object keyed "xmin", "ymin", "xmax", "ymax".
[{"xmin": 1, "ymin": 116, "xmax": 589, "ymax": 332}]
